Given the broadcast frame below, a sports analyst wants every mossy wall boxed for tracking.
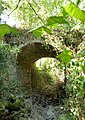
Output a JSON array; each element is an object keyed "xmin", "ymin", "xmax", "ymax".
[{"xmin": 0, "ymin": 42, "xmax": 59, "ymax": 95}]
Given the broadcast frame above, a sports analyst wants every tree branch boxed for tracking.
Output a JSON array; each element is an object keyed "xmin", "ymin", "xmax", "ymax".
[
  {"xmin": 8, "ymin": 0, "xmax": 21, "ymax": 16},
  {"xmin": 26, "ymin": 0, "xmax": 44, "ymax": 24},
  {"xmin": 7, "ymin": 0, "xmax": 44, "ymax": 24}
]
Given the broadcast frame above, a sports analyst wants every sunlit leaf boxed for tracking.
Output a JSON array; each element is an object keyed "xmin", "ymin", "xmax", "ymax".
[
  {"xmin": 57, "ymin": 49, "xmax": 72, "ymax": 64},
  {"xmin": 43, "ymin": 26, "xmax": 52, "ymax": 34},
  {"xmin": 0, "ymin": 24, "xmax": 19, "ymax": 38},
  {"xmin": 46, "ymin": 16, "xmax": 69, "ymax": 26},
  {"xmin": 28, "ymin": 26, "xmax": 52, "ymax": 37},
  {"xmin": 62, "ymin": 7, "xmax": 68, "ymax": 18},
  {"xmin": 31, "ymin": 26, "xmax": 44, "ymax": 37},
  {"xmin": 64, "ymin": 2, "xmax": 85, "ymax": 22}
]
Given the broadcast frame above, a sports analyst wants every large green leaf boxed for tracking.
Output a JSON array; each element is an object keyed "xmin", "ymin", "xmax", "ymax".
[
  {"xmin": 0, "ymin": 24, "xmax": 19, "ymax": 38},
  {"xmin": 46, "ymin": 16, "xmax": 69, "ymax": 26},
  {"xmin": 57, "ymin": 49, "xmax": 72, "ymax": 64},
  {"xmin": 64, "ymin": 2, "xmax": 85, "ymax": 22},
  {"xmin": 28, "ymin": 26, "xmax": 52, "ymax": 37}
]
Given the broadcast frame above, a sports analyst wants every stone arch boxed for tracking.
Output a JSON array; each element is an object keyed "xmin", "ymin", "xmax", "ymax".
[
  {"xmin": 17, "ymin": 41, "xmax": 57, "ymax": 68},
  {"xmin": 16, "ymin": 41, "xmax": 60, "ymax": 90}
]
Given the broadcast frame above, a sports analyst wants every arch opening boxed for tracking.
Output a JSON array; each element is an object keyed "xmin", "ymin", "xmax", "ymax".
[
  {"xmin": 31, "ymin": 57, "xmax": 64, "ymax": 92},
  {"xmin": 16, "ymin": 42, "xmax": 65, "ymax": 101}
]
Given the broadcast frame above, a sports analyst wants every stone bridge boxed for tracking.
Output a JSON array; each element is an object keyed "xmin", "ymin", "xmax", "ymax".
[
  {"xmin": 16, "ymin": 41, "xmax": 60, "ymax": 90},
  {"xmin": 17, "ymin": 41, "xmax": 58, "ymax": 69}
]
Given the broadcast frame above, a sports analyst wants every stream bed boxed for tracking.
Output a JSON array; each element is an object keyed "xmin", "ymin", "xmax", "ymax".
[
  {"xmin": 19, "ymin": 94, "xmax": 65, "ymax": 120},
  {"xmin": 0, "ymin": 93, "xmax": 66, "ymax": 120}
]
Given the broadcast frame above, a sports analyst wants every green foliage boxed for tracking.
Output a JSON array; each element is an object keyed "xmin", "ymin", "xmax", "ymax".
[
  {"xmin": 57, "ymin": 49, "xmax": 72, "ymax": 64},
  {"xmin": 0, "ymin": 1, "xmax": 85, "ymax": 119},
  {"xmin": 0, "ymin": 0, "xmax": 6, "ymax": 15},
  {"xmin": 28, "ymin": 1, "xmax": 85, "ymax": 37},
  {"xmin": 46, "ymin": 16, "xmax": 69, "ymax": 26},
  {"xmin": 5, "ymin": 0, "xmax": 64, "ymax": 28},
  {"xmin": 35, "ymin": 58, "xmax": 58, "ymax": 85},
  {"xmin": 0, "ymin": 95, "xmax": 31, "ymax": 120},
  {"xmin": 64, "ymin": 2, "xmax": 85, "ymax": 22},
  {"xmin": 28, "ymin": 15, "xmax": 70, "ymax": 37},
  {"xmin": 82, "ymin": 65, "xmax": 85, "ymax": 74},
  {"xmin": 29, "ymin": 26, "xmax": 52, "ymax": 37},
  {"xmin": 0, "ymin": 24, "xmax": 19, "ymax": 38},
  {"xmin": 0, "ymin": 44, "xmax": 11, "ymax": 98},
  {"xmin": 66, "ymin": 56, "xmax": 85, "ymax": 118},
  {"xmin": 0, "ymin": 44, "xmax": 25, "ymax": 100}
]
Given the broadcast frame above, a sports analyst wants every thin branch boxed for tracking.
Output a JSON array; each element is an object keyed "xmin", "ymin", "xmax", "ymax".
[
  {"xmin": 8, "ymin": 0, "xmax": 21, "ymax": 17},
  {"xmin": 26, "ymin": 0, "xmax": 44, "ymax": 24},
  {"xmin": 8, "ymin": 0, "xmax": 44, "ymax": 24}
]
